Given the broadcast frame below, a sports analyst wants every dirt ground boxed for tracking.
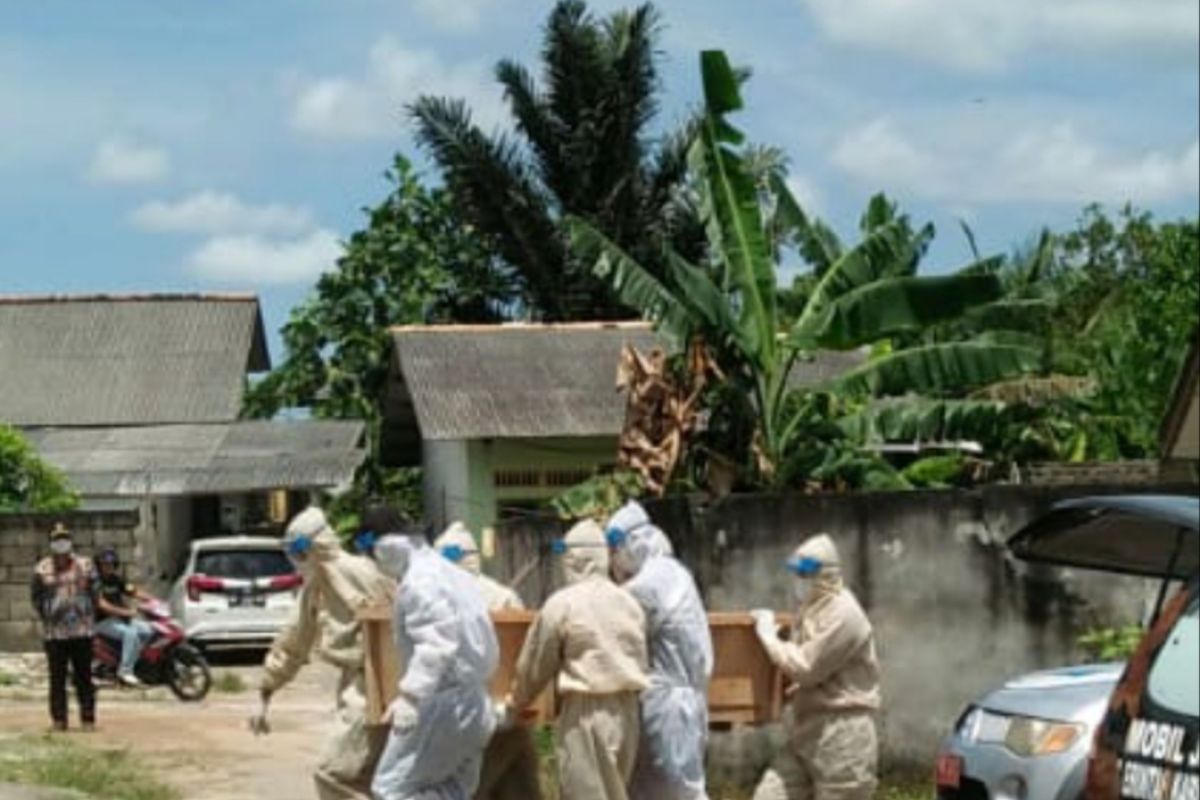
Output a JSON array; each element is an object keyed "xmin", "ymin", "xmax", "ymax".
[{"xmin": 0, "ymin": 657, "xmax": 339, "ymax": 800}]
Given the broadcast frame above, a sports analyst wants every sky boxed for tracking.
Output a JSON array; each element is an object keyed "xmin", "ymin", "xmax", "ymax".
[{"xmin": 2, "ymin": 0, "xmax": 1197, "ymax": 363}]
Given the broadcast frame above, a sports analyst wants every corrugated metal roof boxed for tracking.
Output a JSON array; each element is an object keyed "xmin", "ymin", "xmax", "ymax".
[
  {"xmin": 0, "ymin": 294, "xmax": 269, "ymax": 426},
  {"xmin": 385, "ymin": 323, "xmax": 867, "ymax": 442},
  {"xmin": 24, "ymin": 420, "xmax": 364, "ymax": 496}
]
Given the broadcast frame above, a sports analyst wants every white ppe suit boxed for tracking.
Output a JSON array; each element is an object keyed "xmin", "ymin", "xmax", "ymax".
[
  {"xmin": 433, "ymin": 524, "xmax": 541, "ymax": 800},
  {"xmin": 371, "ymin": 534, "xmax": 499, "ymax": 800},
  {"xmin": 607, "ymin": 502, "xmax": 714, "ymax": 800},
  {"xmin": 511, "ymin": 519, "xmax": 650, "ymax": 800},
  {"xmin": 261, "ymin": 508, "xmax": 395, "ymax": 800},
  {"xmin": 751, "ymin": 535, "xmax": 881, "ymax": 800}
]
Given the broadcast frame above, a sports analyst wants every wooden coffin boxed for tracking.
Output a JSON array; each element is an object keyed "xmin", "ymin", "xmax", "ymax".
[
  {"xmin": 358, "ymin": 604, "xmax": 554, "ymax": 725},
  {"xmin": 707, "ymin": 612, "xmax": 789, "ymax": 727},
  {"xmin": 359, "ymin": 604, "xmax": 789, "ymax": 728}
]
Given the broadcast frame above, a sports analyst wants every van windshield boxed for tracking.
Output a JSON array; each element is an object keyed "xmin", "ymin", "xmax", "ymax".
[{"xmin": 1147, "ymin": 593, "xmax": 1200, "ymax": 718}]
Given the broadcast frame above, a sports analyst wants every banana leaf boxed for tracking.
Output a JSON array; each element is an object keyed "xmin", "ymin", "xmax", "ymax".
[
  {"xmin": 792, "ymin": 273, "xmax": 1004, "ymax": 350},
  {"xmin": 828, "ymin": 341, "xmax": 1042, "ymax": 397}
]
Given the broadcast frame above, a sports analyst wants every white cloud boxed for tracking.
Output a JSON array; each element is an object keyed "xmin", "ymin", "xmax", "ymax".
[
  {"xmin": 290, "ymin": 36, "xmax": 502, "ymax": 140},
  {"xmin": 184, "ymin": 229, "xmax": 342, "ymax": 285},
  {"xmin": 832, "ymin": 117, "xmax": 1200, "ymax": 206},
  {"xmin": 86, "ymin": 136, "xmax": 171, "ymax": 183},
  {"xmin": 410, "ymin": 0, "xmax": 499, "ymax": 32},
  {"xmin": 786, "ymin": 175, "xmax": 825, "ymax": 216},
  {"xmin": 795, "ymin": 0, "xmax": 1199, "ymax": 72},
  {"xmin": 130, "ymin": 191, "xmax": 314, "ymax": 236}
]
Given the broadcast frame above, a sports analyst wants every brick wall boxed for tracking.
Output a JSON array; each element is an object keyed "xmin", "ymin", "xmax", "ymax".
[{"xmin": 0, "ymin": 510, "xmax": 139, "ymax": 651}]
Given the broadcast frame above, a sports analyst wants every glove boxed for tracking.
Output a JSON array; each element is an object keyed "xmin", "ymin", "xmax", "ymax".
[
  {"xmin": 751, "ymin": 609, "xmax": 779, "ymax": 646},
  {"xmin": 248, "ymin": 690, "xmax": 272, "ymax": 736},
  {"xmin": 493, "ymin": 699, "xmax": 517, "ymax": 732},
  {"xmin": 385, "ymin": 694, "xmax": 419, "ymax": 734}
]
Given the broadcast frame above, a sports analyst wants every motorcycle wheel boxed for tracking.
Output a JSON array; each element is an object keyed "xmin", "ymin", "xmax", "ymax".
[{"xmin": 166, "ymin": 644, "xmax": 212, "ymax": 702}]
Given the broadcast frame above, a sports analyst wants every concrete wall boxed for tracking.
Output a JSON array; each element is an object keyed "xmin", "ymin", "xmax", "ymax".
[
  {"xmin": 491, "ymin": 483, "xmax": 1196, "ymax": 768},
  {"xmin": 0, "ymin": 510, "xmax": 140, "ymax": 651}
]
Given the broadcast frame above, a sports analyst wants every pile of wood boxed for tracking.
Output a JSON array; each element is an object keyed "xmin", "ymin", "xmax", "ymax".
[{"xmin": 359, "ymin": 604, "xmax": 788, "ymax": 728}]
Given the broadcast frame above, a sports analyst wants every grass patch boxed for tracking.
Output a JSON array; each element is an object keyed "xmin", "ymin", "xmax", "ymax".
[
  {"xmin": 0, "ymin": 670, "xmax": 18, "ymax": 687},
  {"xmin": 0, "ymin": 734, "xmax": 181, "ymax": 800},
  {"xmin": 212, "ymin": 671, "xmax": 247, "ymax": 694}
]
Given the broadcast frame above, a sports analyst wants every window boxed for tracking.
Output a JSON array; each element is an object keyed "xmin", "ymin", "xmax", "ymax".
[
  {"xmin": 195, "ymin": 549, "xmax": 295, "ymax": 580},
  {"xmin": 494, "ymin": 469, "xmax": 541, "ymax": 488},
  {"xmin": 544, "ymin": 468, "xmax": 594, "ymax": 487},
  {"xmin": 1147, "ymin": 593, "xmax": 1199, "ymax": 717}
]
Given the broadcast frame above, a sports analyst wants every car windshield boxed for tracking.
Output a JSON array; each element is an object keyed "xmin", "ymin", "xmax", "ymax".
[
  {"xmin": 1147, "ymin": 593, "xmax": 1200, "ymax": 718},
  {"xmin": 195, "ymin": 549, "xmax": 294, "ymax": 580}
]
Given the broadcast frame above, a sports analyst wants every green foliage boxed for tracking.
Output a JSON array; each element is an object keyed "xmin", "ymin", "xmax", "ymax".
[
  {"xmin": 901, "ymin": 454, "xmax": 968, "ymax": 489},
  {"xmin": 0, "ymin": 735, "xmax": 181, "ymax": 800},
  {"xmin": 411, "ymin": 0, "xmax": 704, "ymax": 321},
  {"xmin": 1078, "ymin": 625, "xmax": 1143, "ymax": 662},
  {"xmin": 242, "ymin": 156, "xmax": 508, "ymax": 510},
  {"xmin": 1052, "ymin": 207, "xmax": 1200, "ymax": 456},
  {"xmin": 550, "ymin": 470, "xmax": 645, "ymax": 520},
  {"xmin": 0, "ymin": 425, "xmax": 79, "ymax": 513},
  {"xmin": 575, "ymin": 49, "xmax": 1036, "ymax": 491}
]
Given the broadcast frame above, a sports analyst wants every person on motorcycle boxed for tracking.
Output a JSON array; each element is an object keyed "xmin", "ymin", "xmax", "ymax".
[
  {"xmin": 252, "ymin": 507, "xmax": 396, "ymax": 800},
  {"xmin": 94, "ymin": 548, "xmax": 155, "ymax": 687}
]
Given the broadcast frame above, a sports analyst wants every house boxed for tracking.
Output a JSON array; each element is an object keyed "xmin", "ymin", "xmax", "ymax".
[
  {"xmin": 0, "ymin": 293, "xmax": 365, "ymax": 589},
  {"xmin": 380, "ymin": 322, "xmax": 865, "ymax": 532},
  {"xmin": 1161, "ymin": 328, "xmax": 1199, "ymax": 463}
]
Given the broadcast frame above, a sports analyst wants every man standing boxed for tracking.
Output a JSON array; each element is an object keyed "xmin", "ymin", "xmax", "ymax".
[
  {"xmin": 606, "ymin": 502, "xmax": 713, "ymax": 800},
  {"xmin": 94, "ymin": 548, "xmax": 154, "ymax": 687},
  {"xmin": 509, "ymin": 519, "xmax": 650, "ymax": 800},
  {"xmin": 371, "ymin": 532, "xmax": 498, "ymax": 800},
  {"xmin": 435, "ymin": 522, "xmax": 541, "ymax": 800},
  {"xmin": 29, "ymin": 522, "xmax": 99, "ymax": 732},
  {"xmin": 750, "ymin": 534, "xmax": 881, "ymax": 800},
  {"xmin": 251, "ymin": 507, "xmax": 395, "ymax": 800}
]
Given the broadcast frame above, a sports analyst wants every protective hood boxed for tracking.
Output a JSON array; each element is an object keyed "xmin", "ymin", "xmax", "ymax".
[
  {"xmin": 375, "ymin": 534, "xmax": 428, "ymax": 583},
  {"xmin": 792, "ymin": 533, "xmax": 844, "ymax": 600},
  {"xmin": 563, "ymin": 519, "xmax": 609, "ymax": 584},
  {"xmin": 284, "ymin": 507, "xmax": 344, "ymax": 564},
  {"xmin": 606, "ymin": 500, "xmax": 672, "ymax": 578},
  {"xmin": 434, "ymin": 522, "xmax": 481, "ymax": 576}
]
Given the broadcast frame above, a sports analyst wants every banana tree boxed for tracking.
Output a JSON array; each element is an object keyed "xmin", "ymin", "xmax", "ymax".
[{"xmin": 570, "ymin": 50, "xmax": 1041, "ymax": 485}]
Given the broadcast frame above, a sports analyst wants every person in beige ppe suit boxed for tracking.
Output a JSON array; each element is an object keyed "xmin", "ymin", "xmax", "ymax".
[
  {"xmin": 508, "ymin": 519, "xmax": 650, "ymax": 800},
  {"xmin": 749, "ymin": 534, "xmax": 881, "ymax": 800},
  {"xmin": 251, "ymin": 507, "xmax": 395, "ymax": 800},
  {"xmin": 435, "ymin": 522, "xmax": 524, "ymax": 611},
  {"xmin": 434, "ymin": 522, "xmax": 541, "ymax": 800}
]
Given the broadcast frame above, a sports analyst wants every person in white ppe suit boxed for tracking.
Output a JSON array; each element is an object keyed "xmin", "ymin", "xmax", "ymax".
[
  {"xmin": 749, "ymin": 534, "xmax": 881, "ymax": 800},
  {"xmin": 433, "ymin": 522, "xmax": 540, "ymax": 800},
  {"xmin": 254, "ymin": 507, "xmax": 395, "ymax": 800},
  {"xmin": 371, "ymin": 533, "xmax": 499, "ymax": 800},
  {"xmin": 509, "ymin": 519, "xmax": 650, "ymax": 800},
  {"xmin": 606, "ymin": 501, "xmax": 714, "ymax": 800}
]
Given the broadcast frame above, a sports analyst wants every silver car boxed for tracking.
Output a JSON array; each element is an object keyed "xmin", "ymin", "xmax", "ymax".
[{"xmin": 936, "ymin": 662, "xmax": 1124, "ymax": 800}]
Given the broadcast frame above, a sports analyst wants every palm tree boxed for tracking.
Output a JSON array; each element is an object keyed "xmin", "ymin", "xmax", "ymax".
[
  {"xmin": 411, "ymin": 1, "xmax": 703, "ymax": 321},
  {"xmin": 570, "ymin": 51, "xmax": 1042, "ymax": 485}
]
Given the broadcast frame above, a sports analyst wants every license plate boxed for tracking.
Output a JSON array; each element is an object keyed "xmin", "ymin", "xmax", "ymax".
[
  {"xmin": 229, "ymin": 593, "xmax": 265, "ymax": 608},
  {"xmin": 936, "ymin": 754, "xmax": 963, "ymax": 789}
]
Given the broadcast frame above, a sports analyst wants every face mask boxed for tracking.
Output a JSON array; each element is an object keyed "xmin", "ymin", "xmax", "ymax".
[
  {"xmin": 793, "ymin": 577, "xmax": 814, "ymax": 605},
  {"xmin": 50, "ymin": 539, "xmax": 73, "ymax": 556}
]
